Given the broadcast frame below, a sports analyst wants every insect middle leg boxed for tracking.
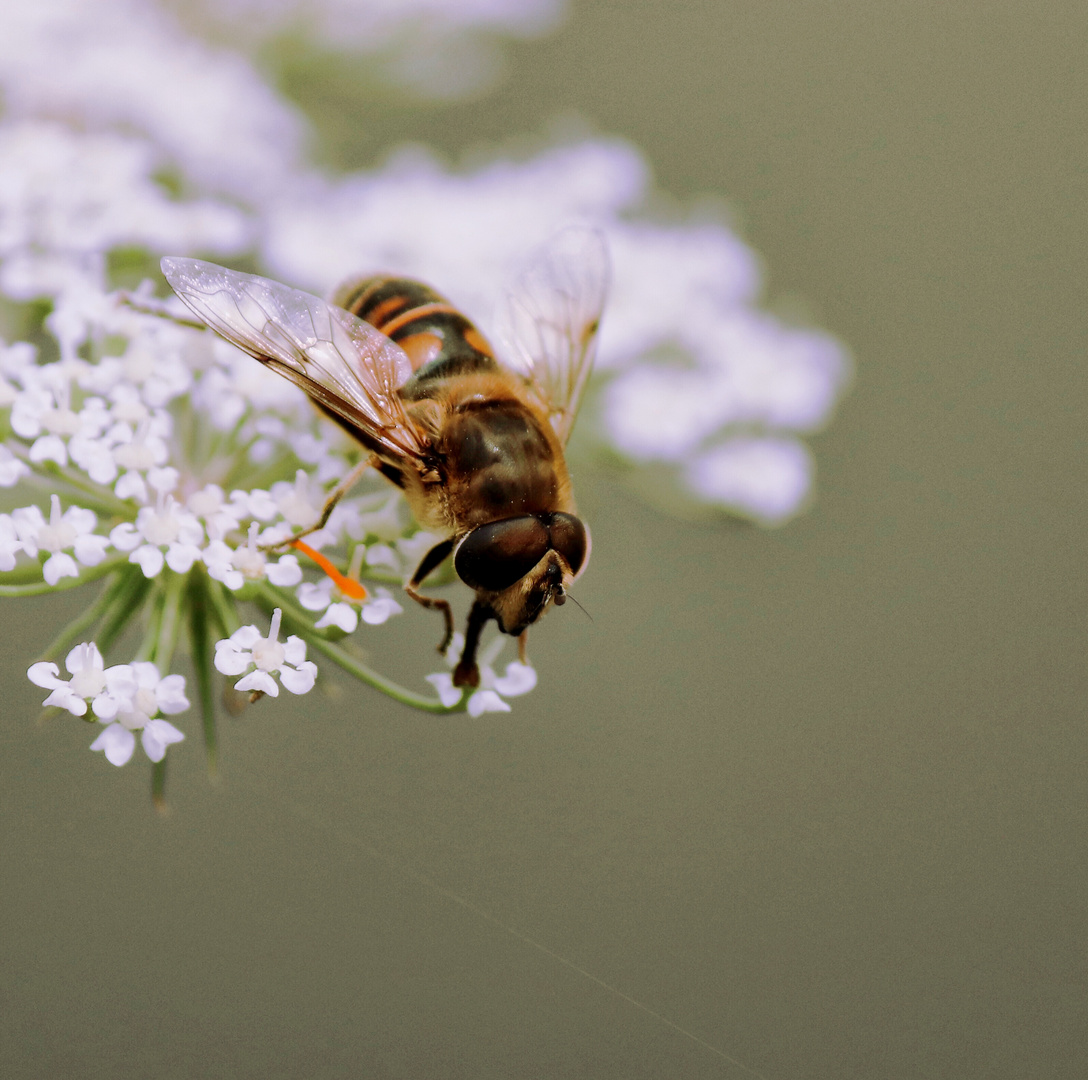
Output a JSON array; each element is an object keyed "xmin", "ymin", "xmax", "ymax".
[{"xmin": 404, "ymin": 538, "xmax": 456, "ymax": 653}]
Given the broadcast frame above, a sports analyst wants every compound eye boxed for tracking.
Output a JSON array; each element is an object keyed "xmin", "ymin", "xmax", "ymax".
[
  {"xmin": 454, "ymin": 516, "xmax": 550, "ymax": 593},
  {"xmin": 545, "ymin": 513, "xmax": 588, "ymax": 576}
]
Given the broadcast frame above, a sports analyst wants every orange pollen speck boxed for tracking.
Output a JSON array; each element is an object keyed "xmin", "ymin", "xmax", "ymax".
[{"xmin": 290, "ymin": 538, "xmax": 368, "ymax": 602}]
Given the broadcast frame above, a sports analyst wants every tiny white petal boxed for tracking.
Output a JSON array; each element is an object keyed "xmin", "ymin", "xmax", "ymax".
[
  {"xmin": 141, "ymin": 719, "xmax": 185, "ymax": 762},
  {"xmin": 297, "ymin": 579, "xmax": 334, "ymax": 611},
  {"xmin": 73, "ymin": 533, "xmax": 110, "ymax": 566},
  {"xmin": 114, "ymin": 472, "xmax": 148, "ymax": 502},
  {"xmin": 213, "ymin": 641, "xmax": 252, "ymax": 676},
  {"xmin": 131, "ymin": 545, "xmax": 165, "ymax": 578},
  {"xmin": 278, "ymin": 661, "xmax": 317, "ymax": 695},
  {"xmin": 109, "ymin": 522, "xmax": 141, "ymax": 551},
  {"xmin": 266, "ymin": 554, "xmax": 302, "ymax": 586},
  {"xmin": 230, "ymin": 625, "xmax": 263, "ymax": 649},
  {"xmin": 156, "ymin": 674, "xmax": 190, "ymax": 715},
  {"xmin": 315, "ymin": 603, "xmax": 358, "ymax": 633},
  {"xmin": 425, "ymin": 673, "xmax": 462, "ymax": 708},
  {"xmin": 281, "ymin": 635, "xmax": 308, "ymax": 667},
  {"xmin": 27, "ymin": 661, "xmax": 61, "ymax": 689},
  {"xmin": 29, "ymin": 435, "xmax": 68, "ymax": 466},
  {"xmin": 235, "ymin": 670, "xmax": 279, "ymax": 697},
  {"xmin": 361, "ymin": 592, "xmax": 403, "ymax": 625},
  {"xmin": 165, "ymin": 543, "xmax": 201, "ymax": 573},
  {"xmin": 467, "ymin": 690, "xmax": 512, "ymax": 717},
  {"xmin": 66, "ymin": 642, "xmax": 104, "ymax": 675},
  {"xmin": 90, "ymin": 723, "xmax": 136, "ymax": 766},
  {"xmin": 43, "ymin": 687, "xmax": 88, "ymax": 716},
  {"xmin": 492, "ymin": 662, "xmax": 537, "ymax": 697},
  {"xmin": 43, "ymin": 552, "xmax": 79, "ymax": 586}
]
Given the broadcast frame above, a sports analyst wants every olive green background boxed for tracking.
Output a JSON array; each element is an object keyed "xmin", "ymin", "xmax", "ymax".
[{"xmin": 2, "ymin": 2, "xmax": 1086, "ymax": 1077}]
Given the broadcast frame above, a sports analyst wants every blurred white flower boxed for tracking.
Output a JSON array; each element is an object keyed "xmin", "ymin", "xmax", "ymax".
[
  {"xmin": 13, "ymin": 495, "xmax": 110, "ymax": 585},
  {"xmin": 110, "ymin": 494, "xmax": 204, "ymax": 578},
  {"xmin": 684, "ymin": 438, "xmax": 815, "ymax": 525},
  {"xmin": 0, "ymin": 120, "xmax": 249, "ymax": 296}
]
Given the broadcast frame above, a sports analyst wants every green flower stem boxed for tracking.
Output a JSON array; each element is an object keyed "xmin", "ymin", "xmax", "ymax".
[
  {"xmin": 186, "ymin": 569, "xmax": 219, "ymax": 775},
  {"xmin": 150, "ymin": 756, "xmax": 168, "ymax": 814},
  {"xmin": 95, "ymin": 566, "xmax": 154, "ymax": 655},
  {"xmin": 38, "ymin": 569, "xmax": 130, "ymax": 662},
  {"xmin": 23, "ymin": 461, "xmax": 134, "ymax": 518},
  {"xmin": 0, "ymin": 554, "xmax": 131, "ymax": 597},
  {"xmin": 152, "ymin": 570, "xmax": 186, "ymax": 669},
  {"xmin": 205, "ymin": 575, "xmax": 240, "ymax": 639},
  {"xmin": 252, "ymin": 581, "xmax": 466, "ymax": 714},
  {"xmin": 134, "ymin": 583, "xmax": 167, "ymax": 663}
]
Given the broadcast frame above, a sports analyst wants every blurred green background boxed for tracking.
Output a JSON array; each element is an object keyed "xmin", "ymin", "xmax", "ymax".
[{"xmin": 3, "ymin": 2, "xmax": 1087, "ymax": 1077}]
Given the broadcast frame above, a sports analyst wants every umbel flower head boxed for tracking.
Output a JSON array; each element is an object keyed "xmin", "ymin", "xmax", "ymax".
[{"xmin": 0, "ymin": 0, "xmax": 850, "ymax": 803}]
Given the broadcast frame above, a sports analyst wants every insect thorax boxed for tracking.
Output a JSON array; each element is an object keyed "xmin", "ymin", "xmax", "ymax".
[{"xmin": 437, "ymin": 399, "xmax": 568, "ymax": 530}]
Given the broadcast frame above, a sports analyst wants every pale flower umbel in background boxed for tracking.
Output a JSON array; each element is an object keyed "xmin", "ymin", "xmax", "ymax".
[{"xmin": 0, "ymin": 0, "xmax": 850, "ymax": 800}]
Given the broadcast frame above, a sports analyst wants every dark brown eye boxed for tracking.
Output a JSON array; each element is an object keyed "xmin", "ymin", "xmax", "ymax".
[
  {"xmin": 543, "ymin": 513, "xmax": 588, "ymax": 576},
  {"xmin": 454, "ymin": 516, "xmax": 550, "ymax": 592}
]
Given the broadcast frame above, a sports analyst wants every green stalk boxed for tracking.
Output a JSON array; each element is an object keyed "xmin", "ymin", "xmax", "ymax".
[
  {"xmin": 151, "ymin": 757, "xmax": 168, "ymax": 814},
  {"xmin": 38, "ymin": 569, "xmax": 131, "ymax": 662},
  {"xmin": 186, "ymin": 569, "xmax": 219, "ymax": 776},
  {"xmin": 95, "ymin": 567, "xmax": 154, "ymax": 655},
  {"xmin": 134, "ymin": 583, "xmax": 167, "ymax": 663},
  {"xmin": 0, "ymin": 554, "xmax": 131, "ymax": 597},
  {"xmin": 153, "ymin": 570, "xmax": 186, "ymax": 669},
  {"xmin": 205, "ymin": 575, "xmax": 240, "ymax": 639},
  {"xmin": 23, "ymin": 462, "xmax": 134, "ymax": 517},
  {"xmin": 252, "ymin": 581, "xmax": 465, "ymax": 714}
]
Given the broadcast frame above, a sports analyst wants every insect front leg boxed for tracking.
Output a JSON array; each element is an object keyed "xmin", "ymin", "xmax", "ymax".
[
  {"xmin": 404, "ymin": 538, "xmax": 456, "ymax": 653},
  {"xmin": 260, "ymin": 456, "xmax": 375, "ymax": 553},
  {"xmin": 453, "ymin": 599, "xmax": 494, "ymax": 689}
]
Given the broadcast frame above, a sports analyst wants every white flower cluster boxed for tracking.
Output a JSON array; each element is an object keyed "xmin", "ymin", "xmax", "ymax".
[
  {"xmin": 0, "ymin": 0, "xmax": 849, "ymax": 526},
  {"xmin": 0, "ymin": 121, "xmax": 250, "ymax": 299},
  {"xmin": 29, "ymin": 644, "xmax": 187, "ymax": 766},
  {"xmin": 260, "ymin": 141, "xmax": 850, "ymax": 523},
  {"xmin": 3, "ymin": 277, "xmax": 485, "ymax": 773},
  {"xmin": 0, "ymin": 0, "xmax": 852, "ymax": 787}
]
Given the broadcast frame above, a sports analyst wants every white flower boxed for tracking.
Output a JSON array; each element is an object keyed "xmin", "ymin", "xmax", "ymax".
[
  {"xmin": 186, "ymin": 484, "xmax": 245, "ymax": 541},
  {"xmin": 13, "ymin": 495, "xmax": 110, "ymax": 584},
  {"xmin": 110, "ymin": 493, "xmax": 204, "ymax": 578},
  {"xmin": 214, "ymin": 608, "xmax": 317, "ymax": 697},
  {"xmin": 89, "ymin": 661, "xmax": 188, "ymax": 766},
  {"xmin": 10, "ymin": 376, "xmax": 110, "ymax": 469},
  {"xmin": 684, "ymin": 438, "xmax": 814, "ymax": 525},
  {"xmin": 425, "ymin": 635, "xmax": 537, "ymax": 715},
  {"xmin": 203, "ymin": 522, "xmax": 302, "ymax": 591},
  {"xmin": 298, "ymin": 577, "xmax": 402, "ymax": 633},
  {"xmin": 27, "ymin": 642, "xmax": 132, "ymax": 719},
  {"xmin": 0, "ymin": 445, "xmax": 29, "ymax": 486},
  {"xmin": 269, "ymin": 469, "xmax": 321, "ymax": 528},
  {"xmin": 0, "ymin": 512, "xmax": 26, "ymax": 570}
]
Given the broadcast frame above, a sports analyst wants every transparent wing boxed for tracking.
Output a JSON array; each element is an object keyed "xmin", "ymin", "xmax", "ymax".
[
  {"xmin": 160, "ymin": 257, "xmax": 426, "ymax": 461},
  {"xmin": 496, "ymin": 227, "xmax": 610, "ymax": 445}
]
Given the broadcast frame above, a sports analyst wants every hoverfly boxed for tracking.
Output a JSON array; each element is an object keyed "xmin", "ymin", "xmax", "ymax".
[{"xmin": 161, "ymin": 228, "xmax": 608, "ymax": 688}]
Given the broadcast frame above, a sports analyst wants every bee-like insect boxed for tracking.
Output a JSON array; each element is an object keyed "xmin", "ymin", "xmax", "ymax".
[{"xmin": 161, "ymin": 229, "xmax": 608, "ymax": 688}]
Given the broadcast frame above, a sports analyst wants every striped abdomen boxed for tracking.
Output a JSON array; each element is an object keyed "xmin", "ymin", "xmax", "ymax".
[{"xmin": 332, "ymin": 276, "xmax": 501, "ymax": 397}]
